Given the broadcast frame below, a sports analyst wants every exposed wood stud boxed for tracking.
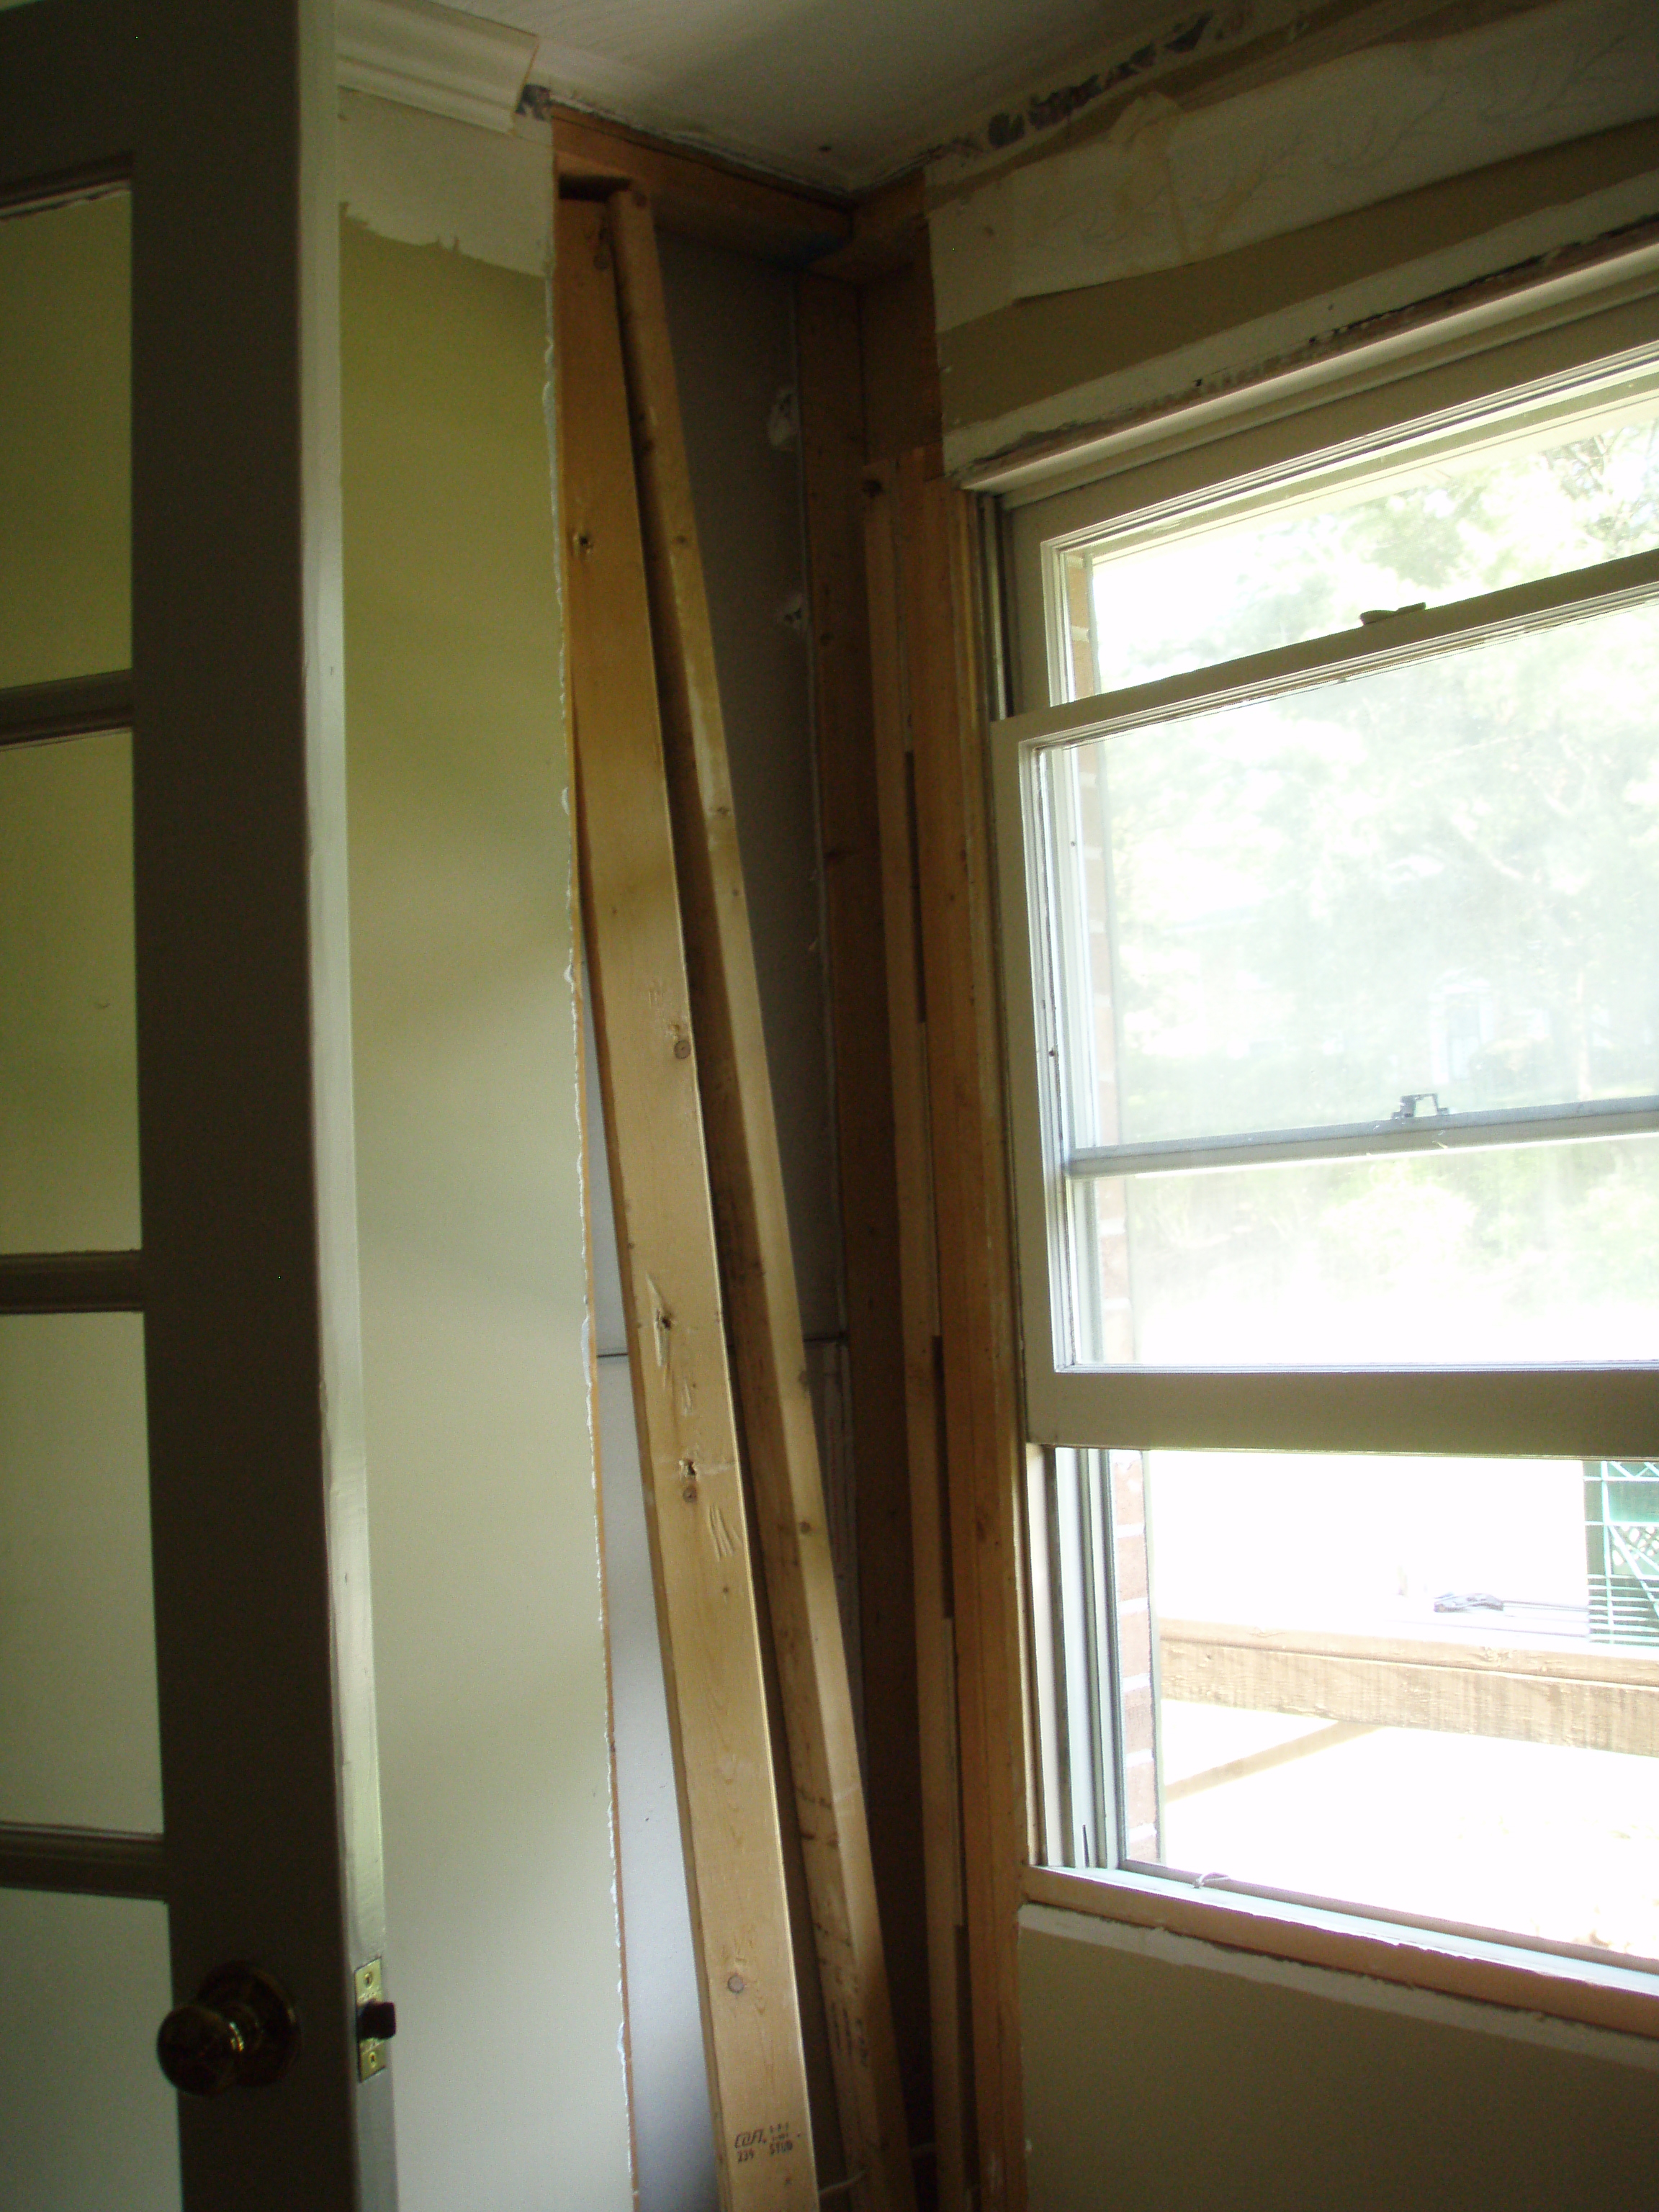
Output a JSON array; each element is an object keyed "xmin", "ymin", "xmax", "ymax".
[
  {"xmin": 606, "ymin": 184, "xmax": 917, "ymax": 2212},
  {"xmin": 897, "ymin": 454, "xmax": 1030, "ymax": 2212},
  {"xmin": 796, "ymin": 269, "xmax": 934, "ymax": 2157},
  {"xmin": 557, "ymin": 196, "xmax": 817, "ymax": 2212},
  {"xmin": 552, "ymin": 109, "xmax": 850, "ymax": 266},
  {"xmin": 864, "ymin": 461, "xmax": 973, "ymax": 2212}
]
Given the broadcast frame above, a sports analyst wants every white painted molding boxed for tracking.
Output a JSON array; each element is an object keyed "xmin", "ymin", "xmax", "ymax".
[{"xmin": 336, "ymin": 0, "xmax": 535, "ymax": 136}]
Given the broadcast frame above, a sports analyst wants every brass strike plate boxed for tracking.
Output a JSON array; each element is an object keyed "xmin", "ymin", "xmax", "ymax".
[{"xmin": 355, "ymin": 1959, "xmax": 388, "ymax": 2082}]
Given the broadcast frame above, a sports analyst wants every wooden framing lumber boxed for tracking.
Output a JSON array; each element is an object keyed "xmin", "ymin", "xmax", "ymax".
[
  {"xmin": 551, "ymin": 107, "xmax": 850, "ymax": 266},
  {"xmin": 863, "ymin": 461, "xmax": 974, "ymax": 2212},
  {"xmin": 796, "ymin": 269, "xmax": 933, "ymax": 2154},
  {"xmin": 604, "ymin": 184, "xmax": 917, "ymax": 2212},
  {"xmin": 1161, "ymin": 1621, "xmax": 1659, "ymax": 1757},
  {"xmin": 556, "ymin": 197, "xmax": 816, "ymax": 2212},
  {"xmin": 811, "ymin": 172, "xmax": 927, "ymax": 285},
  {"xmin": 883, "ymin": 454, "xmax": 1032, "ymax": 2212}
]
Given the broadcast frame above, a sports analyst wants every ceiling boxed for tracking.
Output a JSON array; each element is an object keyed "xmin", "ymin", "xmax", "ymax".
[{"xmin": 459, "ymin": 0, "xmax": 1167, "ymax": 192}]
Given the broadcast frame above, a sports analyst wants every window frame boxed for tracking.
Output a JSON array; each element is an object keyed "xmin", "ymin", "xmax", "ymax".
[{"xmin": 988, "ymin": 244, "xmax": 1659, "ymax": 2031}]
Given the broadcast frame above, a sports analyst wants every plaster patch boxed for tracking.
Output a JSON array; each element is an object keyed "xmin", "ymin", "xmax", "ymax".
[{"xmin": 338, "ymin": 86, "xmax": 552, "ymax": 275}]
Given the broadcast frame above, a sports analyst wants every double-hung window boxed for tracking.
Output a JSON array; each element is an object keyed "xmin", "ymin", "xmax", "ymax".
[{"xmin": 993, "ymin": 266, "xmax": 1659, "ymax": 1996}]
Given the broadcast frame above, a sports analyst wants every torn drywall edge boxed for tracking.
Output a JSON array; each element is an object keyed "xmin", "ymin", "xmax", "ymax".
[
  {"xmin": 945, "ymin": 166, "xmax": 1659, "ymax": 484},
  {"xmin": 930, "ymin": 0, "xmax": 1659, "ymax": 332},
  {"xmin": 1020, "ymin": 1902, "xmax": 1659, "ymax": 2071},
  {"xmin": 920, "ymin": 0, "xmax": 1478, "ymax": 208},
  {"xmin": 921, "ymin": 0, "xmax": 1302, "ymax": 189},
  {"xmin": 338, "ymin": 86, "xmax": 552, "ymax": 276},
  {"xmin": 1011, "ymin": 0, "xmax": 1658, "ymax": 304}
]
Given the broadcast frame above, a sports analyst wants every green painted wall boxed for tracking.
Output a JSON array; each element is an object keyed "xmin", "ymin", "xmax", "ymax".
[{"xmin": 340, "ymin": 215, "xmax": 632, "ymax": 2211}]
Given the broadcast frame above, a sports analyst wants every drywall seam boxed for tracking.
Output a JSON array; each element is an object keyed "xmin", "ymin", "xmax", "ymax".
[
  {"xmin": 1020, "ymin": 1902, "xmax": 1659, "ymax": 2070},
  {"xmin": 338, "ymin": 87, "xmax": 551, "ymax": 276},
  {"xmin": 945, "ymin": 166, "xmax": 1659, "ymax": 478},
  {"xmin": 930, "ymin": 0, "xmax": 1659, "ymax": 333}
]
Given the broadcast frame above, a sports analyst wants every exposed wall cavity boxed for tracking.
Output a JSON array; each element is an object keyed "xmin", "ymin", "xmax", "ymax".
[{"xmin": 579, "ymin": 222, "xmax": 858, "ymax": 2208}]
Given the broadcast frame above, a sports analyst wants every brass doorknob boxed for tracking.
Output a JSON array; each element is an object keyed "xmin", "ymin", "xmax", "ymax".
[{"xmin": 156, "ymin": 1964, "xmax": 300, "ymax": 2096}]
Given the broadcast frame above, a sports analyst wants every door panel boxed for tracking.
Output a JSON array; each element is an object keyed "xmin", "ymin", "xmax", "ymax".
[
  {"xmin": 0, "ymin": 729, "xmax": 140, "ymax": 1251},
  {"xmin": 0, "ymin": 1887, "xmax": 182, "ymax": 2212},
  {"xmin": 0, "ymin": 1312, "xmax": 159, "ymax": 1827},
  {"xmin": 0, "ymin": 187, "xmax": 130, "ymax": 691}
]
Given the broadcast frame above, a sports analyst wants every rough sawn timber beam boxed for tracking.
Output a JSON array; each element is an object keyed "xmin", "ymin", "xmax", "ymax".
[
  {"xmin": 605, "ymin": 184, "xmax": 918, "ymax": 2212},
  {"xmin": 556, "ymin": 197, "xmax": 817, "ymax": 2212}
]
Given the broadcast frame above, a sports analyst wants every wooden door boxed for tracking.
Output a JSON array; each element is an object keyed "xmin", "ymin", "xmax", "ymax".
[{"xmin": 0, "ymin": 4, "xmax": 392, "ymax": 2206}]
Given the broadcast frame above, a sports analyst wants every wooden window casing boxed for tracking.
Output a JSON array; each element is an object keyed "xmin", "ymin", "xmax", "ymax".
[{"xmin": 986, "ymin": 239, "xmax": 1659, "ymax": 2043}]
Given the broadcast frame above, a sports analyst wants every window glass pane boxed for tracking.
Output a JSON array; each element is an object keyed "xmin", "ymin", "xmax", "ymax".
[
  {"xmin": 1069, "ymin": 1133, "xmax": 1659, "ymax": 1367},
  {"xmin": 1059, "ymin": 378, "xmax": 1659, "ymax": 698},
  {"xmin": 0, "ymin": 729, "xmax": 140, "ymax": 1251},
  {"xmin": 0, "ymin": 1313, "xmax": 161, "ymax": 1829},
  {"xmin": 1064, "ymin": 1447, "xmax": 1659, "ymax": 1963},
  {"xmin": 0, "ymin": 1889, "xmax": 180, "ymax": 2212},
  {"xmin": 1043, "ymin": 601, "xmax": 1659, "ymax": 1154},
  {"xmin": 0, "ymin": 189, "xmax": 131, "ymax": 688}
]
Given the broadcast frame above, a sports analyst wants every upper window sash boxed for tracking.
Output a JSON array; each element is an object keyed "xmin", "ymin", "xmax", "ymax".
[
  {"xmin": 1010, "ymin": 539, "xmax": 1659, "ymax": 752},
  {"xmin": 992, "ymin": 541, "xmax": 1659, "ymax": 1459}
]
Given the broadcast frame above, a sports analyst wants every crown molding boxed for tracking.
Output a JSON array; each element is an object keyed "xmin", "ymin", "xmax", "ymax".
[{"xmin": 337, "ymin": 0, "xmax": 536, "ymax": 136}]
